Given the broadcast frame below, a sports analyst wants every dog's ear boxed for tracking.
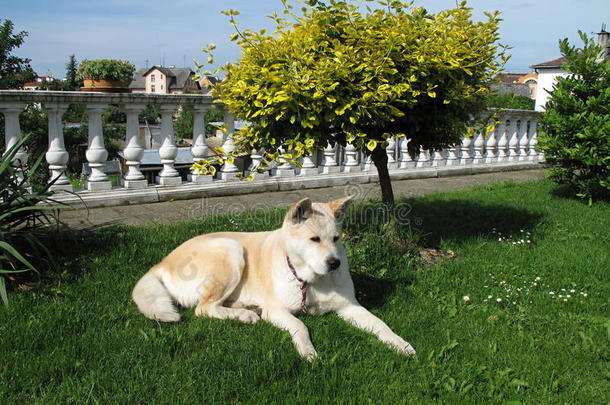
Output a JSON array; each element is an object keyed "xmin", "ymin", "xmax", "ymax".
[
  {"xmin": 286, "ymin": 198, "xmax": 313, "ymax": 224},
  {"xmin": 329, "ymin": 195, "xmax": 353, "ymax": 220}
]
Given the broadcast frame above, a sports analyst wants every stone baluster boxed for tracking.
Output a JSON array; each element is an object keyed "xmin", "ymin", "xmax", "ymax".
[
  {"xmin": 446, "ymin": 144, "xmax": 459, "ymax": 166},
  {"xmin": 459, "ymin": 136, "xmax": 472, "ymax": 165},
  {"xmin": 385, "ymin": 137, "xmax": 397, "ymax": 169},
  {"xmin": 415, "ymin": 147, "xmax": 430, "ymax": 168},
  {"xmin": 44, "ymin": 103, "xmax": 72, "ymax": 191},
  {"xmin": 300, "ymin": 153, "xmax": 318, "ymax": 176},
  {"xmin": 398, "ymin": 137, "xmax": 413, "ymax": 168},
  {"xmin": 0, "ymin": 103, "xmax": 28, "ymax": 185},
  {"xmin": 219, "ymin": 111, "xmax": 239, "ymax": 181},
  {"xmin": 320, "ymin": 142, "xmax": 340, "ymax": 174},
  {"xmin": 528, "ymin": 118, "xmax": 540, "ymax": 161},
  {"xmin": 472, "ymin": 130, "xmax": 485, "ymax": 164},
  {"xmin": 508, "ymin": 119, "xmax": 520, "ymax": 161},
  {"xmin": 156, "ymin": 104, "xmax": 182, "ymax": 186},
  {"xmin": 496, "ymin": 120, "xmax": 509, "ymax": 162},
  {"xmin": 247, "ymin": 149, "xmax": 269, "ymax": 179},
  {"xmin": 276, "ymin": 147, "xmax": 295, "ymax": 177},
  {"xmin": 362, "ymin": 153, "xmax": 375, "ymax": 172},
  {"xmin": 484, "ymin": 125, "xmax": 497, "ymax": 164},
  {"xmin": 343, "ymin": 142, "xmax": 360, "ymax": 173},
  {"xmin": 518, "ymin": 119, "xmax": 530, "ymax": 161},
  {"xmin": 83, "ymin": 104, "xmax": 112, "ymax": 191},
  {"xmin": 431, "ymin": 149, "xmax": 445, "ymax": 167},
  {"xmin": 122, "ymin": 104, "xmax": 147, "ymax": 189},
  {"xmin": 189, "ymin": 105, "xmax": 213, "ymax": 184}
]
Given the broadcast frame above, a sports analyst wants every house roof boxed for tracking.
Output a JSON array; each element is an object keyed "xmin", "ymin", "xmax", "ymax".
[
  {"xmin": 129, "ymin": 68, "xmax": 148, "ymax": 89},
  {"xmin": 530, "ymin": 56, "xmax": 568, "ymax": 69},
  {"xmin": 129, "ymin": 66, "xmax": 201, "ymax": 91},
  {"xmin": 495, "ymin": 73, "xmax": 525, "ymax": 83}
]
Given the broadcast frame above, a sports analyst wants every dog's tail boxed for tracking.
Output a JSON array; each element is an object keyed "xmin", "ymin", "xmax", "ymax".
[{"xmin": 132, "ymin": 267, "xmax": 180, "ymax": 322}]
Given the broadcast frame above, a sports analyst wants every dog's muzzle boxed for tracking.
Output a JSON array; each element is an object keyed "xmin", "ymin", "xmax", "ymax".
[{"xmin": 326, "ymin": 257, "xmax": 341, "ymax": 271}]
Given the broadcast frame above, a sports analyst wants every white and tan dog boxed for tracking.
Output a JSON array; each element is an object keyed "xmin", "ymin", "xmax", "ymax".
[{"xmin": 132, "ymin": 197, "xmax": 416, "ymax": 361}]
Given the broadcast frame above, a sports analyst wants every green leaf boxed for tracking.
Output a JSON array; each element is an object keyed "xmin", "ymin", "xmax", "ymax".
[{"xmin": 366, "ymin": 139, "xmax": 377, "ymax": 151}]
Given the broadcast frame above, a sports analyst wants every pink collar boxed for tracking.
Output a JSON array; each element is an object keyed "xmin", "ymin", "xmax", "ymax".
[{"xmin": 286, "ymin": 254, "xmax": 307, "ymax": 313}]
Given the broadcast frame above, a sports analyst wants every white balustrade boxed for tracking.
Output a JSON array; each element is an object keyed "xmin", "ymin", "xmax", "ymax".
[
  {"xmin": 219, "ymin": 111, "xmax": 239, "ymax": 181},
  {"xmin": 0, "ymin": 91, "xmax": 544, "ymax": 206},
  {"xmin": 85, "ymin": 103, "xmax": 112, "ymax": 191},
  {"xmin": 300, "ymin": 153, "xmax": 318, "ymax": 176},
  {"xmin": 320, "ymin": 142, "xmax": 340, "ymax": 174},
  {"xmin": 446, "ymin": 144, "xmax": 459, "ymax": 166},
  {"xmin": 44, "ymin": 102, "xmax": 72, "ymax": 191},
  {"xmin": 518, "ymin": 119, "xmax": 530, "ymax": 161},
  {"xmin": 484, "ymin": 126, "xmax": 497, "ymax": 164},
  {"xmin": 398, "ymin": 137, "xmax": 413, "ymax": 168},
  {"xmin": 508, "ymin": 118, "xmax": 520, "ymax": 162},
  {"xmin": 157, "ymin": 104, "xmax": 181, "ymax": 186},
  {"xmin": 0, "ymin": 103, "xmax": 28, "ymax": 185},
  {"xmin": 528, "ymin": 118, "xmax": 540, "ymax": 161},
  {"xmin": 415, "ymin": 148, "xmax": 430, "ymax": 168},
  {"xmin": 122, "ymin": 104, "xmax": 147, "ymax": 189},
  {"xmin": 189, "ymin": 105, "xmax": 212, "ymax": 184},
  {"xmin": 386, "ymin": 137, "xmax": 397, "ymax": 169},
  {"xmin": 459, "ymin": 137, "xmax": 472, "ymax": 165},
  {"xmin": 472, "ymin": 131, "xmax": 485, "ymax": 164},
  {"xmin": 496, "ymin": 120, "xmax": 509, "ymax": 162},
  {"xmin": 431, "ymin": 149, "xmax": 445, "ymax": 167},
  {"xmin": 343, "ymin": 143, "xmax": 360, "ymax": 173},
  {"xmin": 276, "ymin": 147, "xmax": 295, "ymax": 177}
]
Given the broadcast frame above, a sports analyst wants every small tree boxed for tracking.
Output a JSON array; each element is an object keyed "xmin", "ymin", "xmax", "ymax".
[
  {"xmin": 0, "ymin": 19, "xmax": 35, "ymax": 89},
  {"xmin": 538, "ymin": 32, "xmax": 610, "ymax": 203},
  {"xmin": 194, "ymin": 0, "xmax": 507, "ymax": 205},
  {"xmin": 65, "ymin": 54, "xmax": 80, "ymax": 90}
]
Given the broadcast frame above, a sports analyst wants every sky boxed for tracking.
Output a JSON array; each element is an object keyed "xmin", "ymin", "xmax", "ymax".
[{"xmin": 4, "ymin": 0, "xmax": 609, "ymax": 79}]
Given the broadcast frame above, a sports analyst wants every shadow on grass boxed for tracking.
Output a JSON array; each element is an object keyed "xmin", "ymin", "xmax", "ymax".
[
  {"xmin": 351, "ymin": 272, "xmax": 412, "ymax": 310},
  {"xmin": 403, "ymin": 198, "xmax": 544, "ymax": 248}
]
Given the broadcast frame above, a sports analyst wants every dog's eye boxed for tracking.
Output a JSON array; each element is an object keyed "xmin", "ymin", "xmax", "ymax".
[
  {"xmin": 333, "ymin": 236, "xmax": 340, "ymax": 242},
  {"xmin": 310, "ymin": 236, "xmax": 321, "ymax": 243}
]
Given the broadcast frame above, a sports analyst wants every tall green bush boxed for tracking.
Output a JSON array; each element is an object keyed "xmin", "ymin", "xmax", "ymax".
[
  {"xmin": 538, "ymin": 32, "xmax": 610, "ymax": 203},
  {"xmin": 0, "ymin": 136, "xmax": 56, "ymax": 305}
]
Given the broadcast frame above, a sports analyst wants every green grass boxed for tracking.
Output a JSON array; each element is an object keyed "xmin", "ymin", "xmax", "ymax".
[{"xmin": 1, "ymin": 179, "xmax": 608, "ymax": 403}]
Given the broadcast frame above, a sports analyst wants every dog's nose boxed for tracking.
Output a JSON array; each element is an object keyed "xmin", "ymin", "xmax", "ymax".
[{"xmin": 326, "ymin": 257, "xmax": 341, "ymax": 271}]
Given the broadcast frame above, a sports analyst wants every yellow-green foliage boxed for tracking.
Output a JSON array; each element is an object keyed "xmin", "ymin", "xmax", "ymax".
[{"xmin": 194, "ymin": 0, "xmax": 507, "ymax": 179}]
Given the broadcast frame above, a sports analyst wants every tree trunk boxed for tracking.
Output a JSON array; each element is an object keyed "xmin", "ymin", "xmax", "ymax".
[{"xmin": 370, "ymin": 145, "xmax": 394, "ymax": 206}]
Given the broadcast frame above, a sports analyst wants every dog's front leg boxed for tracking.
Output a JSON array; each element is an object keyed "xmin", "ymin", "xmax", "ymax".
[
  {"xmin": 337, "ymin": 304, "xmax": 416, "ymax": 356},
  {"xmin": 264, "ymin": 309, "xmax": 318, "ymax": 361}
]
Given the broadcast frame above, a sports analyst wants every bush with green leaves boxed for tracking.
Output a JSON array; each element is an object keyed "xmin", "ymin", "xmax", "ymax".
[
  {"xmin": 538, "ymin": 32, "xmax": 610, "ymax": 203},
  {"xmin": 0, "ymin": 136, "xmax": 55, "ymax": 305},
  {"xmin": 486, "ymin": 93, "xmax": 535, "ymax": 110},
  {"xmin": 195, "ymin": 0, "xmax": 507, "ymax": 204},
  {"xmin": 77, "ymin": 59, "xmax": 136, "ymax": 85}
]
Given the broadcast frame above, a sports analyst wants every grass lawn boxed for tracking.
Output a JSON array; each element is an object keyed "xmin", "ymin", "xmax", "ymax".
[{"xmin": 1, "ymin": 179, "xmax": 608, "ymax": 403}]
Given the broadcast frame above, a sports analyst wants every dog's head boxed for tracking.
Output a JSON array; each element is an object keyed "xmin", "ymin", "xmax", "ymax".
[{"xmin": 282, "ymin": 196, "xmax": 353, "ymax": 280}]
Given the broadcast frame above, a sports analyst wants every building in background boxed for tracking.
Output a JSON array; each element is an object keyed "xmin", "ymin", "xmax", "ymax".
[
  {"xmin": 492, "ymin": 72, "xmax": 538, "ymax": 100},
  {"xmin": 531, "ymin": 25, "xmax": 609, "ymax": 112},
  {"xmin": 129, "ymin": 66, "xmax": 201, "ymax": 94}
]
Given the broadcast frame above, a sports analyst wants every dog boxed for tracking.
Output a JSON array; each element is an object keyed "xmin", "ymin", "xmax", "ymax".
[{"xmin": 132, "ymin": 196, "xmax": 416, "ymax": 361}]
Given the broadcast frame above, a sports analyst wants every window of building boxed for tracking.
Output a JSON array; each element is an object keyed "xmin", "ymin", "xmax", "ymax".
[
  {"xmin": 151, "ymin": 74, "xmax": 155, "ymax": 82},
  {"xmin": 151, "ymin": 85, "xmax": 156, "ymax": 92},
  {"xmin": 161, "ymin": 85, "xmax": 163, "ymax": 90}
]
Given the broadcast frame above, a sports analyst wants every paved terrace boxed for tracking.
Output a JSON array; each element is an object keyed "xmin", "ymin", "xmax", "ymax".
[{"xmin": 55, "ymin": 169, "xmax": 547, "ymax": 229}]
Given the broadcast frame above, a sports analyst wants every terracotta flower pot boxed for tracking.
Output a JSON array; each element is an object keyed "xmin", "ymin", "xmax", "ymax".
[{"xmin": 81, "ymin": 78, "xmax": 129, "ymax": 93}]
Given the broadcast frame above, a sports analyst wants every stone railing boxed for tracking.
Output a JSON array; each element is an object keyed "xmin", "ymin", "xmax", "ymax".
[{"xmin": 0, "ymin": 90, "xmax": 543, "ymax": 208}]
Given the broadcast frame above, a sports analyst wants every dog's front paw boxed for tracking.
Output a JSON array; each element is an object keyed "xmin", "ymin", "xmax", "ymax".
[
  {"xmin": 296, "ymin": 342, "xmax": 318, "ymax": 362},
  {"xmin": 239, "ymin": 310, "xmax": 260, "ymax": 324},
  {"xmin": 302, "ymin": 348, "xmax": 319, "ymax": 362},
  {"xmin": 387, "ymin": 336, "xmax": 416, "ymax": 356}
]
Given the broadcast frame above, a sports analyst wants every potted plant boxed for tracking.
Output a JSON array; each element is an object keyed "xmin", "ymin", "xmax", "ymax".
[{"xmin": 77, "ymin": 59, "xmax": 135, "ymax": 93}]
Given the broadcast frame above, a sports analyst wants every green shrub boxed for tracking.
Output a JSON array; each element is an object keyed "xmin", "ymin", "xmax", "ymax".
[
  {"xmin": 76, "ymin": 59, "xmax": 135, "ymax": 85},
  {"xmin": 486, "ymin": 93, "xmax": 535, "ymax": 110},
  {"xmin": 0, "ymin": 136, "xmax": 56, "ymax": 305},
  {"xmin": 538, "ymin": 32, "xmax": 610, "ymax": 203}
]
